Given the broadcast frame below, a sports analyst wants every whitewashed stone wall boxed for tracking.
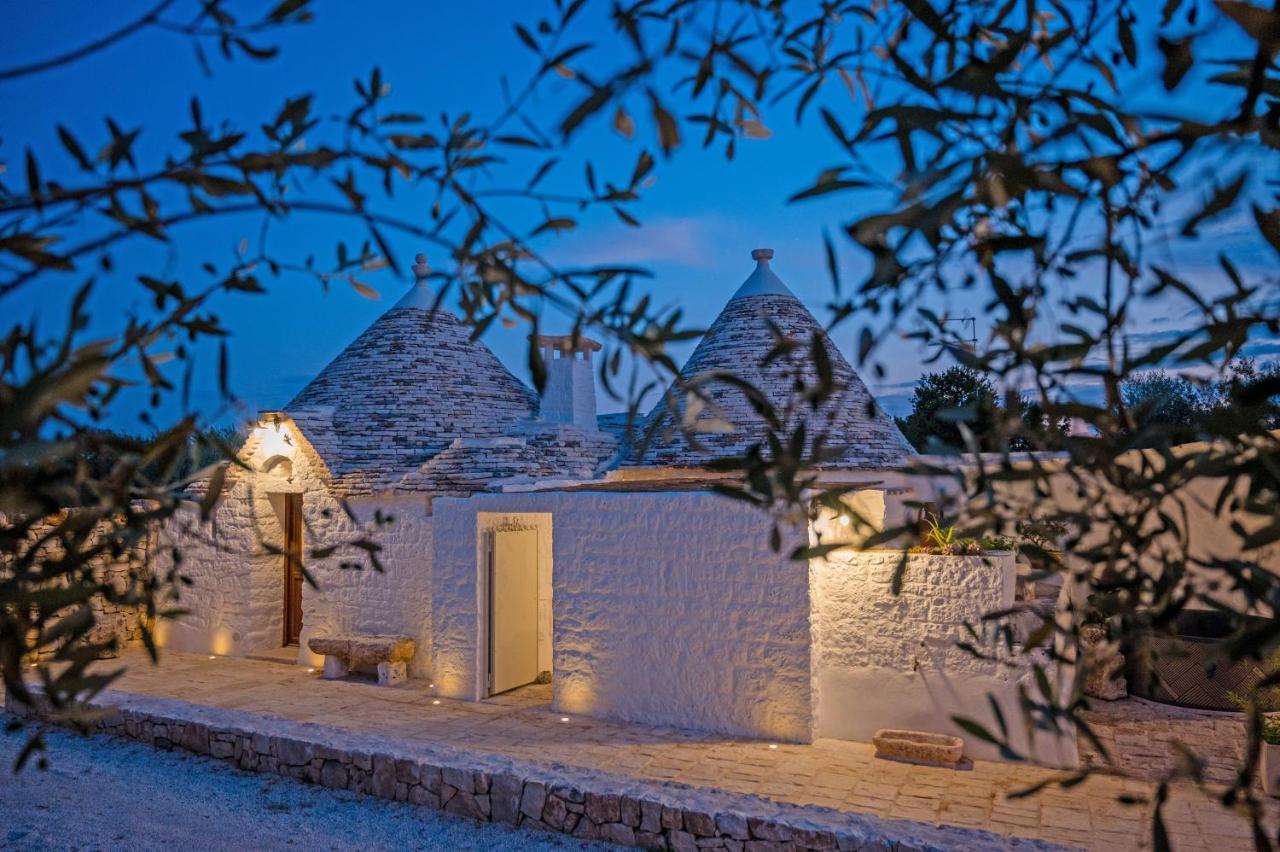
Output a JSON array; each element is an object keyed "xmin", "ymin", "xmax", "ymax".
[
  {"xmin": 156, "ymin": 420, "xmax": 433, "ymax": 673},
  {"xmin": 810, "ymin": 549, "xmax": 1074, "ymax": 765},
  {"xmin": 300, "ymin": 494, "xmax": 433, "ymax": 676},
  {"xmin": 433, "ymin": 492, "xmax": 812, "ymax": 742}
]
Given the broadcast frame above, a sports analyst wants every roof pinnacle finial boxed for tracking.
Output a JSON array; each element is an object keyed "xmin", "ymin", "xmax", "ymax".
[
  {"xmin": 732, "ymin": 247, "xmax": 791, "ymax": 299},
  {"xmin": 412, "ymin": 253, "xmax": 431, "ymax": 283}
]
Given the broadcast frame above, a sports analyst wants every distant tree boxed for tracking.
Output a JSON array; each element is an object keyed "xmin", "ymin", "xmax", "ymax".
[
  {"xmin": 896, "ymin": 367, "xmax": 1066, "ymax": 453},
  {"xmin": 896, "ymin": 367, "xmax": 1001, "ymax": 452},
  {"xmin": 1205, "ymin": 359, "xmax": 1280, "ymax": 434},
  {"xmin": 1120, "ymin": 371, "xmax": 1205, "ymax": 439},
  {"xmin": 1120, "ymin": 361, "xmax": 1280, "ymax": 446},
  {"xmin": 1015, "ymin": 401, "xmax": 1071, "ymax": 452}
]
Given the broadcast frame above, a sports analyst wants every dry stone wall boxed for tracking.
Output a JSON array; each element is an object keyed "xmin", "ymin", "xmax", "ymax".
[
  {"xmin": 8, "ymin": 512, "xmax": 153, "ymax": 660},
  {"xmin": 1079, "ymin": 697, "xmax": 1248, "ymax": 786},
  {"xmin": 8, "ymin": 690, "xmax": 1056, "ymax": 852}
]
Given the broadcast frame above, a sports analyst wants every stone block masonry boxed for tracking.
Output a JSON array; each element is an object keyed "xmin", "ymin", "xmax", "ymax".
[
  {"xmin": 6, "ymin": 687, "xmax": 1062, "ymax": 852},
  {"xmin": 1079, "ymin": 696, "xmax": 1251, "ymax": 787}
]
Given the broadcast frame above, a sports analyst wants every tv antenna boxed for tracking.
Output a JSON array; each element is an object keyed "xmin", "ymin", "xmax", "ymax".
[{"xmin": 933, "ymin": 316, "xmax": 978, "ymax": 352}]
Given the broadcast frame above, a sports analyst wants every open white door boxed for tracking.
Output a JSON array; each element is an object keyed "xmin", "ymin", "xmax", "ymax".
[{"xmin": 489, "ymin": 528, "xmax": 539, "ymax": 695}]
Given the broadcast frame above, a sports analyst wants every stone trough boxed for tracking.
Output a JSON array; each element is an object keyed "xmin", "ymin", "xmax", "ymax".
[{"xmin": 872, "ymin": 729, "xmax": 965, "ymax": 768}]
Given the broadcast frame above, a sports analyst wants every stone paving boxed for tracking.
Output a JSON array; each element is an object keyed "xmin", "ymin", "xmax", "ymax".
[{"xmin": 18, "ymin": 649, "xmax": 1280, "ymax": 851}]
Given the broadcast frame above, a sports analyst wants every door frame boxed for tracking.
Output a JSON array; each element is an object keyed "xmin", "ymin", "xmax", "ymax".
[
  {"xmin": 281, "ymin": 492, "xmax": 304, "ymax": 646},
  {"xmin": 486, "ymin": 528, "xmax": 538, "ymax": 695},
  {"xmin": 480, "ymin": 518, "xmax": 550, "ymax": 698}
]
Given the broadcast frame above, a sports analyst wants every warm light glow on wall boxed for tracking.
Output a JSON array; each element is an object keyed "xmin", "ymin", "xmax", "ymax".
[
  {"xmin": 254, "ymin": 422, "xmax": 293, "ymax": 460},
  {"xmin": 808, "ymin": 490, "xmax": 887, "ymax": 550},
  {"xmin": 211, "ymin": 626, "xmax": 235, "ymax": 656},
  {"xmin": 554, "ymin": 676, "xmax": 597, "ymax": 715},
  {"xmin": 152, "ymin": 619, "xmax": 171, "ymax": 649},
  {"xmin": 431, "ymin": 668, "xmax": 469, "ymax": 699}
]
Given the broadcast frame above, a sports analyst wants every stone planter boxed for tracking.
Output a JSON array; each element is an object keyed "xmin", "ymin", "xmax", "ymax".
[
  {"xmin": 1263, "ymin": 742, "xmax": 1280, "ymax": 797},
  {"xmin": 872, "ymin": 729, "xmax": 964, "ymax": 767}
]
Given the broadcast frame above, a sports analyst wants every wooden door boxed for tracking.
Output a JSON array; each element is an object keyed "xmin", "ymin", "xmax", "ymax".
[
  {"xmin": 488, "ymin": 529, "xmax": 539, "ymax": 695},
  {"xmin": 283, "ymin": 493, "xmax": 304, "ymax": 646}
]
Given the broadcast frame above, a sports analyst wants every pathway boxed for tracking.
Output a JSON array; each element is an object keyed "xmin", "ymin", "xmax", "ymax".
[{"xmin": 13, "ymin": 650, "xmax": 1276, "ymax": 851}]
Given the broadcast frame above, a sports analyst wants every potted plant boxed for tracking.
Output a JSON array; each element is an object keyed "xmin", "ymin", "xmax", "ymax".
[
  {"xmin": 1015, "ymin": 516, "xmax": 1068, "ymax": 601},
  {"xmin": 907, "ymin": 513, "xmax": 1019, "ymax": 557},
  {"xmin": 910, "ymin": 513, "xmax": 984, "ymax": 555},
  {"xmin": 1079, "ymin": 592, "xmax": 1127, "ymax": 701},
  {"xmin": 1262, "ymin": 715, "xmax": 1280, "ymax": 797}
]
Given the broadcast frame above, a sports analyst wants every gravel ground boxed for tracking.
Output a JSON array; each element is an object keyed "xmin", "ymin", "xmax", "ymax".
[{"xmin": 0, "ymin": 717, "xmax": 617, "ymax": 851}]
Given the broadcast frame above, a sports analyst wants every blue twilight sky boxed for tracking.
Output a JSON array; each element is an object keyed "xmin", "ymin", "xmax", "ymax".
[{"xmin": 1, "ymin": 1, "xmax": 1276, "ymax": 431}]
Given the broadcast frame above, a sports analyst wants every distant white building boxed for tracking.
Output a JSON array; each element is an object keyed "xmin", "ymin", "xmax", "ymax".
[{"xmin": 157, "ymin": 249, "xmax": 1073, "ymax": 766}]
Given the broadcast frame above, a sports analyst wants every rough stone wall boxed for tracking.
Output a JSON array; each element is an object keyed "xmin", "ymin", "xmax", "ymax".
[
  {"xmin": 433, "ymin": 492, "xmax": 812, "ymax": 742},
  {"xmin": 9, "ymin": 513, "xmax": 153, "ymax": 659},
  {"xmin": 810, "ymin": 549, "xmax": 1075, "ymax": 765},
  {"xmin": 1079, "ymin": 697, "xmax": 1248, "ymax": 786},
  {"xmin": 156, "ymin": 419, "xmax": 432, "ymax": 671}
]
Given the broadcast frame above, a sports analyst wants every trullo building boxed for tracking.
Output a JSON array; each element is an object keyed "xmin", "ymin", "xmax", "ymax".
[{"xmin": 158, "ymin": 249, "xmax": 1071, "ymax": 765}]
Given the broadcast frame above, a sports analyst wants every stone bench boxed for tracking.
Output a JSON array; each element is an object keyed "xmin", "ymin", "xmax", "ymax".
[{"xmin": 307, "ymin": 635, "xmax": 415, "ymax": 686}]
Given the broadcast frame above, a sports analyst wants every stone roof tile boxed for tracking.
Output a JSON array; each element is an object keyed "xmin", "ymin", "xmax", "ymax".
[
  {"xmin": 285, "ymin": 278, "xmax": 538, "ymax": 495},
  {"xmin": 631, "ymin": 251, "xmax": 913, "ymax": 470}
]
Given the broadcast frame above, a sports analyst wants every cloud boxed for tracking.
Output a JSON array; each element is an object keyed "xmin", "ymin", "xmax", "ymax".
[
  {"xmin": 545, "ymin": 215, "xmax": 733, "ymax": 269},
  {"xmin": 872, "ymin": 377, "xmax": 925, "ymax": 391}
]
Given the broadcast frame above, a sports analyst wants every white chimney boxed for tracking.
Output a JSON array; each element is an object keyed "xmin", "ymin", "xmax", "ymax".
[{"xmin": 532, "ymin": 334, "xmax": 601, "ymax": 431}]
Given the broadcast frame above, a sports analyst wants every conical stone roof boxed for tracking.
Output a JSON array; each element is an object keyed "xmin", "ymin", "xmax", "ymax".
[
  {"xmin": 286, "ymin": 261, "xmax": 538, "ymax": 494},
  {"xmin": 634, "ymin": 249, "xmax": 913, "ymax": 470}
]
